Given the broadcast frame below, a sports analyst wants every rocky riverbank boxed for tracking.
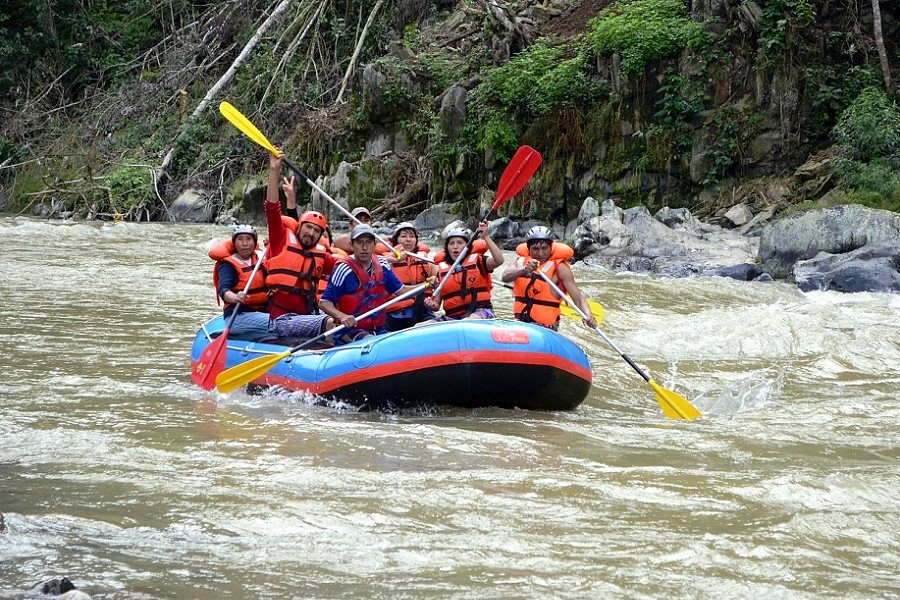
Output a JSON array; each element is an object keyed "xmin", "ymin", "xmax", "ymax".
[{"xmin": 402, "ymin": 199, "xmax": 900, "ymax": 294}]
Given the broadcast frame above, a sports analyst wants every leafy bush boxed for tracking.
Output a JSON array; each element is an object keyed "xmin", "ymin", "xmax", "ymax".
[
  {"xmin": 465, "ymin": 38, "xmax": 601, "ymax": 161},
  {"xmin": 473, "ymin": 39, "xmax": 596, "ymax": 120},
  {"xmin": 104, "ymin": 164, "xmax": 153, "ymax": 211},
  {"xmin": 830, "ymin": 87, "xmax": 900, "ymax": 205},
  {"xmin": 758, "ymin": 0, "xmax": 815, "ymax": 67},
  {"xmin": 832, "ymin": 87, "xmax": 900, "ymax": 163},
  {"xmin": 588, "ymin": 0, "xmax": 704, "ymax": 74}
]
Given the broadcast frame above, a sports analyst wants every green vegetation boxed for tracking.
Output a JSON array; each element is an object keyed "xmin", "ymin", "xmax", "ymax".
[
  {"xmin": 757, "ymin": 0, "xmax": 816, "ymax": 67},
  {"xmin": 830, "ymin": 87, "xmax": 900, "ymax": 210},
  {"xmin": 588, "ymin": 0, "xmax": 704, "ymax": 74},
  {"xmin": 1, "ymin": 0, "xmax": 897, "ymax": 223}
]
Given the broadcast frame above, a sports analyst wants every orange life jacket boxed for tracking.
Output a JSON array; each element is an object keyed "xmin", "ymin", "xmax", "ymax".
[
  {"xmin": 209, "ymin": 240, "xmax": 266, "ymax": 309},
  {"xmin": 218, "ymin": 254, "xmax": 268, "ymax": 312},
  {"xmin": 265, "ymin": 240, "xmax": 331, "ymax": 316},
  {"xmin": 335, "ymin": 256, "xmax": 389, "ymax": 332},
  {"xmin": 383, "ymin": 243, "xmax": 433, "ymax": 313},
  {"xmin": 512, "ymin": 242, "xmax": 574, "ymax": 328},
  {"xmin": 438, "ymin": 252, "xmax": 493, "ymax": 319}
]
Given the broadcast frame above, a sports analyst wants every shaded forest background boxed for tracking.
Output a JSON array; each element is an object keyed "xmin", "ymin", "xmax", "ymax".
[{"xmin": 0, "ymin": 0, "xmax": 898, "ymax": 224}]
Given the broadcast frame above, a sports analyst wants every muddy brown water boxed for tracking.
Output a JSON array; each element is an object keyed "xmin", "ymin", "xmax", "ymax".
[{"xmin": 1, "ymin": 218, "xmax": 898, "ymax": 598}]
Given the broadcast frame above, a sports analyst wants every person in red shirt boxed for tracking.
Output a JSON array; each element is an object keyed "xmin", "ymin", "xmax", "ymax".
[{"xmin": 264, "ymin": 153, "xmax": 337, "ymax": 343}]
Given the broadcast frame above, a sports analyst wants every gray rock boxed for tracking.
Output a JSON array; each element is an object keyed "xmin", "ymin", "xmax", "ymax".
[
  {"xmin": 601, "ymin": 198, "xmax": 623, "ymax": 220},
  {"xmin": 793, "ymin": 241, "xmax": 900, "ymax": 293},
  {"xmin": 414, "ymin": 203, "xmax": 456, "ymax": 231},
  {"xmin": 654, "ymin": 206, "xmax": 694, "ymax": 228},
  {"xmin": 704, "ymin": 262, "xmax": 767, "ymax": 281},
  {"xmin": 575, "ymin": 200, "xmax": 758, "ymax": 275},
  {"xmin": 488, "ymin": 216, "xmax": 518, "ymax": 240},
  {"xmin": 29, "ymin": 576, "xmax": 77, "ymax": 596},
  {"xmin": 440, "ymin": 85, "xmax": 467, "ymax": 139},
  {"xmin": 168, "ymin": 188, "xmax": 214, "ymax": 223},
  {"xmin": 759, "ymin": 204, "xmax": 900, "ymax": 279},
  {"xmin": 577, "ymin": 196, "xmax": 600, "ymax": 223},
  {"xmin": 724, "ymin": 203, "xmax": 754, "ymax": 226},
  {"xmin": 739, "ymin": 204, "xmax": 775, "ymax": 235}
]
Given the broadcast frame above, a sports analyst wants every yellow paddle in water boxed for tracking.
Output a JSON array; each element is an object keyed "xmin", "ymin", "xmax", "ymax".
[
  {"xmin": 215, "ymin": 283, "xmax": 429, "ymax": 393},
  {"xmin": 560, "ymin": 298, "xmax": 604, "ymax": 322},
  {"xmin": 533, "ymin": 270, "xmax": 701, "ymax": 420}
]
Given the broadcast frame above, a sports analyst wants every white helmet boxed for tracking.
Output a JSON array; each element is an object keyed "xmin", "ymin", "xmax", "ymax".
[
  {"xmin": 526, "ymin": 225, "xmax": 554, "ymax": 243},
  {"xmin": 232, "ymin": 224, "xmax": 258, "ymax": 242},
  {"xmin": 443, "ymin": 228, "xmax": 471, "ymax": 241}
]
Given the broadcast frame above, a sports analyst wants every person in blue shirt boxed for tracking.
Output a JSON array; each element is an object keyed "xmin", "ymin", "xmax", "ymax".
[{"xmin": 319, "ymin": 225, "xmax": 424, "ymax": 344}]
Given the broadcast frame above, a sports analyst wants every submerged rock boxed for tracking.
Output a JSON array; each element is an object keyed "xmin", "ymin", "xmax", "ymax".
[{"xmin": 793, "ymin": 241, "xmax": 900, "ymax": 293}]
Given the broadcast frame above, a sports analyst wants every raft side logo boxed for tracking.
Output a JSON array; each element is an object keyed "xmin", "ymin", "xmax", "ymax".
[{"xmin": 491, "ymin": 329, "xmax": 530, "ymax": 344}]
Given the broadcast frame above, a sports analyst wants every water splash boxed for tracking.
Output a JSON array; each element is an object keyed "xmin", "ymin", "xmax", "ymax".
[{"xmin": 693, "ymin": 367, "xmax": 784, "ymax": 416}]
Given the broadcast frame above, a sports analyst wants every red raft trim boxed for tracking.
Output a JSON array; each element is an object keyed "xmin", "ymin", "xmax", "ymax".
[{"xmin": 256, "ymin": 349, "xmax": 592, "ymax": 395}]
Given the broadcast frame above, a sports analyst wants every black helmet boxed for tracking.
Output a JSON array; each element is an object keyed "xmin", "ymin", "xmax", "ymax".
[{"xmin": 526, "ymin": 225, "xmax": 554, "ymax": 244}]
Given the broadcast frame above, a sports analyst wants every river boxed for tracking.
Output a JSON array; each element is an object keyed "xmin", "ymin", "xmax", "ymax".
[{"xmin": 1, "ymin": 217, "xmax": 898, "ymax": 599}]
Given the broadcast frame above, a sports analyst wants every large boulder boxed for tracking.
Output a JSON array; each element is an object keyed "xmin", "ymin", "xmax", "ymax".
[
  {"xmin": 168, "ymin": 188, "xmax": 215, "ymax": 222},
  {"xmin": 759, "ymin": 204, "xmax": 900, "ymax": 279},
  {"xmin": 793, "ymin": 241, "xmax": 900, "ymax": 293},
  {"xmin": 573, "ymin": 202, "xmax": 759, "ymax": 277}
]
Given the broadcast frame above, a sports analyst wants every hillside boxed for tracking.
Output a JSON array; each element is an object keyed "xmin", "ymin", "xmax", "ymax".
[{"xmin": 0, "ymin": 0, "xmax": 898, "ymax": 224}]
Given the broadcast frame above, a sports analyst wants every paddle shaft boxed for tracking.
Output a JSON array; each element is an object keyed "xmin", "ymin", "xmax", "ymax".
[
  {"xmin": 281, "ymin": 157, "xmax": 435, "ymax": 266},
  {"xmin": 533, "ymin": 270, "xmax": 652, "ymax": 381},
  {"xmin": 534, "ymin": 270, "xmax": 699, "ymax": 419},
  {"xmin": 432, "ymin": 145, "xmax": 541, "ymax": 298},
  {"xmin": 217, "ymin": 101, "xmax": 432, "ymax": 264},
  {"xmin": 285, "ymin": 282, "xmax": 429, "ymax": 355}
]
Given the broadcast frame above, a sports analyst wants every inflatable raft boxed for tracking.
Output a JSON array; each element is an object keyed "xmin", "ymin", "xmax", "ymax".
[{"xmin": 191, "ymin": 317, "xmax": 592, "ymax": 411}]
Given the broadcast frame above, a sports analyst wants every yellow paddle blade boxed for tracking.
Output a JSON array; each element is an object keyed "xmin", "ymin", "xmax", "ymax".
[
  {"xmin": 219, "ymin": 101, "xmax": 282, "ymax": 157},
  {"xmin": 215, "ymin": 349, "xmax": 291, "ymax": 393},
  {"xmin": 560, "ymin": 297, "xmax": 604, "ymax": 323},
  {"xmin": 649, "ymin": 380, "xmax": 702, "ymax": 420}
]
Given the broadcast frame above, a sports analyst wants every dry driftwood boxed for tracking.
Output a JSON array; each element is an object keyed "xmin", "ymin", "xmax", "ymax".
[{"xmin": 372, "ymin": 178, "xmax": 428, "ymax": 220}]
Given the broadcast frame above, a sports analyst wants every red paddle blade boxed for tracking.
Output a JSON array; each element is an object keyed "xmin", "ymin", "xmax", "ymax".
[
  {"xmin": 493, "ymin": 145, "xmax": 542, "ymax": 211},
  {"xmin": 192, "ymin": 330, "xmax": 230, "ymax": 390}
]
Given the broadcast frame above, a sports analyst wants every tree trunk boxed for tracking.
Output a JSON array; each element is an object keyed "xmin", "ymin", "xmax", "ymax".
[
  {"xmin": 871, "ymin": 0, "xmax": 894, "ymax": 95},
  {"xmin": 160, "ymin": 0, "xmax": 293, "ymax": 176}
]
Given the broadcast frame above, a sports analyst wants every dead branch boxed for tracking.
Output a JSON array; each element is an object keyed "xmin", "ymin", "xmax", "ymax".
[
  {"xmin": 336, "ymin": 0, "xmax": 385, "ymax": 104},
  {"xmin": 371, "ymin": 178, "xmax": 428, "ymax": 220}
]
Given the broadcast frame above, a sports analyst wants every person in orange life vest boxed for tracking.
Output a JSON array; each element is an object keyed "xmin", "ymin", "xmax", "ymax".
[
  {"xmin": 213, "ymin": 224, "xmax": 272, "ymax": 342},
  {"xmin": 383, "ymin": 221, "xmax": 438, "ymax": 331},
  {"xmin": 332, "ymin": 206, "xmax": 373, "ymax": 254},
  {"xmin": 424, "ymin": 220, "xmax": 505, "ymax": 320},
  {"xmin": 319, "ymin": 225, "xmax": 426, "ymax": 344},
  {"xmin": 265, "ymin": 153, "xmax": 336, "ymax": 343},
  {"xmin": 500, "ymin": 226, "xmax": 597, "ymax": 330}
]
